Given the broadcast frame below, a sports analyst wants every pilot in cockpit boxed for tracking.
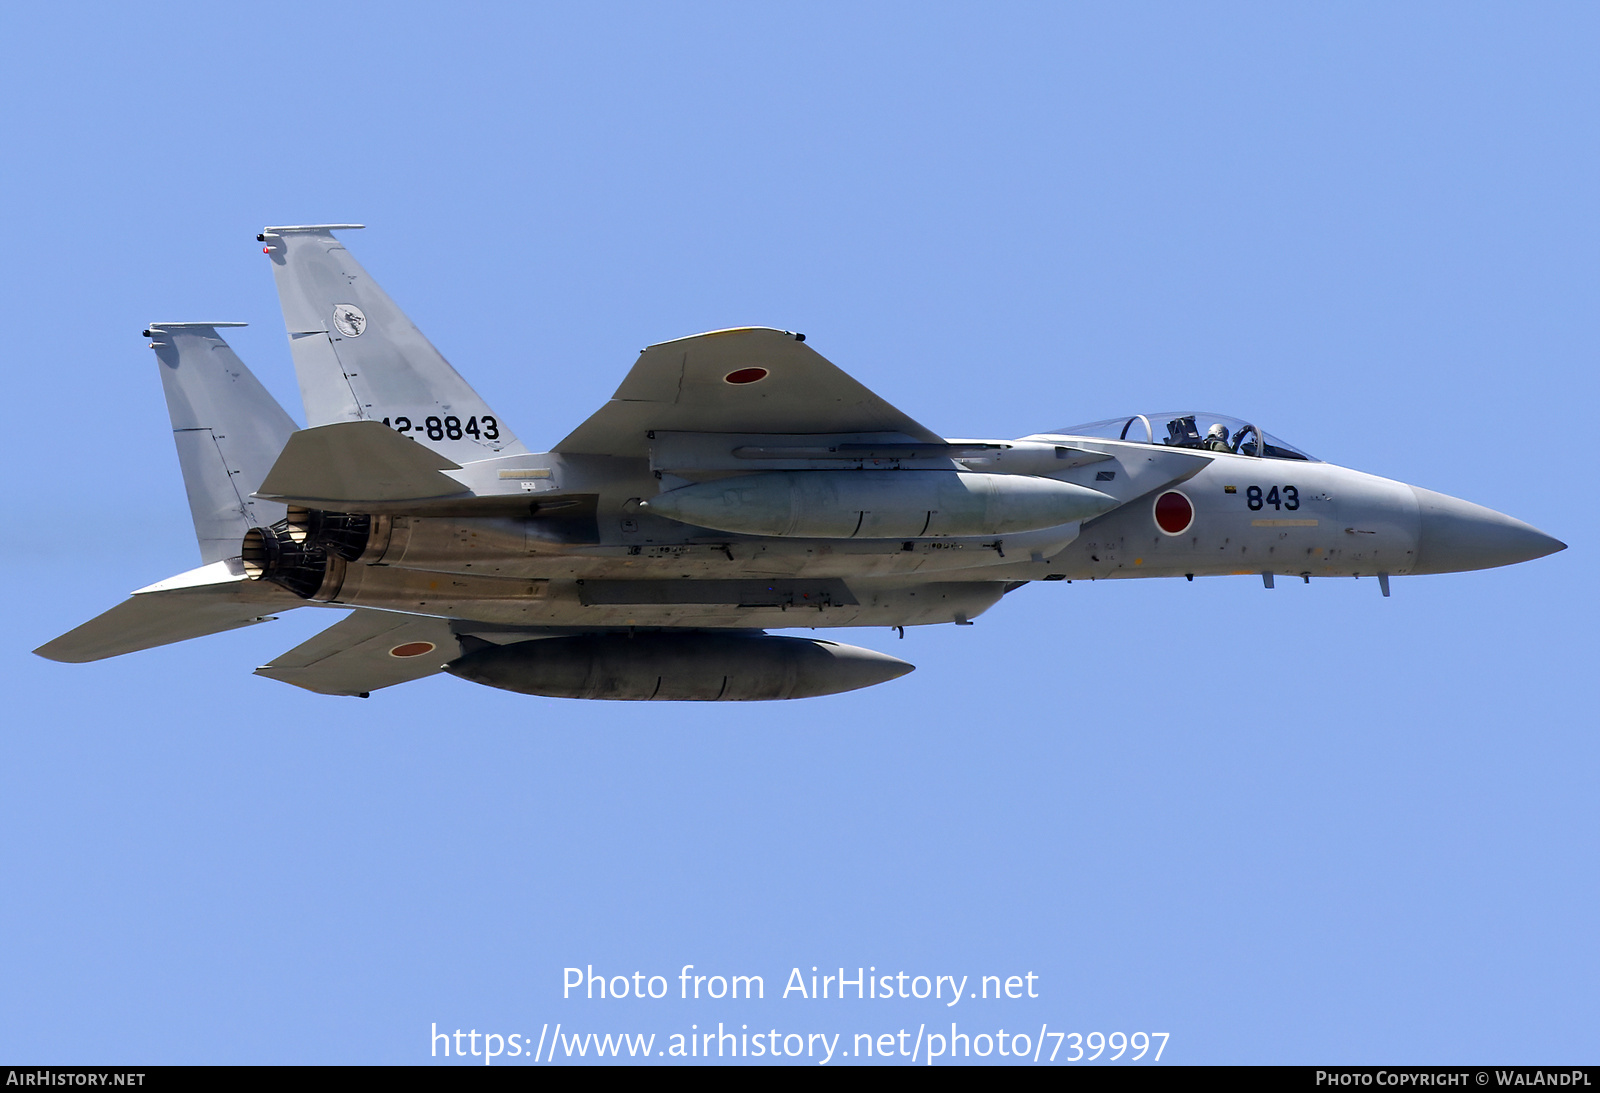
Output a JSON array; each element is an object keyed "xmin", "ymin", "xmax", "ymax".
[{"xmin": 1204, "ymin": 423, "xmax": 1233, "ymax": 453}]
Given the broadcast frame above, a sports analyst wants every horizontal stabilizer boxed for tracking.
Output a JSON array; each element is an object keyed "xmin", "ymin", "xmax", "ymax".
[
  {"xmin": 556, "ymin": 328, "xmax": 943, "ymax": 458},
  {"xmin": 255, "ymin": 420, "xmax": 468, "ymax": 506},
  {"xmin": 34, "ymin": 561, "xmax": 301, "ymax": 663},
  {"xmin": 255, "ymin": 610, "xmax": 462, "ymax": 696}
]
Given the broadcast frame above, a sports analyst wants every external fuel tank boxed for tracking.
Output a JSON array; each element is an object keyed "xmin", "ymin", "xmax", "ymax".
[
  {"xmin": 444, "ymin": 632, "xmax": 914, "ymax": 700},
  {"xmin": 641, "ymin": 470, "xmax": 1115, "ymax": 538}
]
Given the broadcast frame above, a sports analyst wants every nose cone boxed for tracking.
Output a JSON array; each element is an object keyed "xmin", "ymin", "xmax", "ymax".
[{"xmin": 1409, "ymin": 487, "xmax": 1566, "ymax": 575}]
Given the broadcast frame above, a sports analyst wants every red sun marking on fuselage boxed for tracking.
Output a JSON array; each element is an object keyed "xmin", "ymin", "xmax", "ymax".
[{"xmin": 1154, "ymin": 491, "xmax": 1194, "ymax": 535}]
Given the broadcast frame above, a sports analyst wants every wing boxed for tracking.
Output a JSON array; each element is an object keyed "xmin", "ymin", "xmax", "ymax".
[
  {"xmin": 554, "ymin": 328, "xmax": 943, "ymax": 458},
  {"xmin": 254, "ymin": 610, "xmax": 463, "ymax": 697},
  {"xmin": 35, "ymin": 562, "xmax": 301, "ymax": 663}
]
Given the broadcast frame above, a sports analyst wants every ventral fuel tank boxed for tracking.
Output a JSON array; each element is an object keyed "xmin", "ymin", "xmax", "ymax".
[
  {"xmin": 444, "ymin": 632, "xmax": 914, "ymax": 700},
  {"xmin": 641, "ymin": 470, "xmax": 1115, "ymax": 538}
]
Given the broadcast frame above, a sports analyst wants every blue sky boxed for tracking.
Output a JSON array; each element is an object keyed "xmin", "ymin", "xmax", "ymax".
[{"xmin": 1, "ymin": 2, "xmax": 1593, "ymax": 1065}]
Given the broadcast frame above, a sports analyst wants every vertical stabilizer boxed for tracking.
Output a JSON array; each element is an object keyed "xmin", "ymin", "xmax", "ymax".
[
  {"xmin": 259, "ymin": 225, "xmax": 527, "ymax": 462},
  {"xmin": 147, "ymin": 323, "xmax": 297, "ymax": 563}
]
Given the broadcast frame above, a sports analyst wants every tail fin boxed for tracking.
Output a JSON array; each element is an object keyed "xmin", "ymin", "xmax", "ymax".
[
  {"xmin": 148, "ymin": 322, "xmax": 297, "ymax": 564},
  {"xmin": 259, "ymin": 225, "xmax": 528, "ymax": 462}
]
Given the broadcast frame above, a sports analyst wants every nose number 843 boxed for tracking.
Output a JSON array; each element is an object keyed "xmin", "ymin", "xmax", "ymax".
[{"xmin": 1245, "ymin": 485, "xmax": 1299, "ymax": 512}]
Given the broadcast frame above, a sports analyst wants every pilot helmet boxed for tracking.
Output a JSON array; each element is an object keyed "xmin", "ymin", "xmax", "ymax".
[{"xmin": 1206, "ymin": 423, "xmax": 1229, "ymax": 441}]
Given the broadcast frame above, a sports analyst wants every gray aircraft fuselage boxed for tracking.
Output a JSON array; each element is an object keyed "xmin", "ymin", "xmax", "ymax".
[{"xmin": 276, "ymin": 428, "xmax": 1560, "ymax": 632}]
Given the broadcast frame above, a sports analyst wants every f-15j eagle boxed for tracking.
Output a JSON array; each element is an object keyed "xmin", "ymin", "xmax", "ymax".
[{"xmin": 36, "ymin": 226, "xmax": 1566, "ymax": 700}]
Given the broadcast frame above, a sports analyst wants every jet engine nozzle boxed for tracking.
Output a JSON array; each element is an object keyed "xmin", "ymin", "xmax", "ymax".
[
  {"xmin": 284, "ymin": 506, "xmax": 379, "ymax": 560},
  {"xmin": 240, "ymin": 524, "xmax": 345, "ymax": 600}
]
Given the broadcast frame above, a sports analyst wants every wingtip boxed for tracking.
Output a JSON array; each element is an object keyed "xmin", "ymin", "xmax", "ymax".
[
  {"xmin": 259, "ymin": 224, "xmax": 366, "ymax": 235},
  {"xmin": 144, "ymin": 322, "xmax": 248, "ymax": 339}
]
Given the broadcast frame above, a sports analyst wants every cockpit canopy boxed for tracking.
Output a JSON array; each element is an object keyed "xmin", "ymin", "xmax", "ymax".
[{"xmin": 1052, "ymin": 412, "xmax": 1319, "ymax": 462}]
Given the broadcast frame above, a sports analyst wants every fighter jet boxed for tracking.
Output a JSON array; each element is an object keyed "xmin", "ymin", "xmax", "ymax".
[{"xmin": 35, "ymin": 226, "xmax": 1566, "ymax": 699}]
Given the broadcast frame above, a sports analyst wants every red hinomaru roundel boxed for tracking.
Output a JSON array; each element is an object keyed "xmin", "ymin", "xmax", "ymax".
[
  {"xmin": 389, "ymin": 642, "xmax": 437, "ymax": 658},
  {"xmin": 1153, "ymin": 491, "xmax": 1194, "ymax": 535}
]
